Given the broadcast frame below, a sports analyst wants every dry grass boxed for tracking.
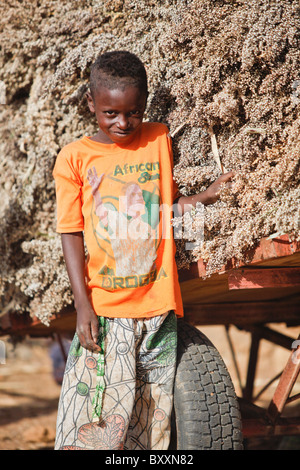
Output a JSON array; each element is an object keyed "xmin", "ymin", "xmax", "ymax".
[{"xmin": 0, "ymin": 0, "xmax": 299, "ymax": 324}]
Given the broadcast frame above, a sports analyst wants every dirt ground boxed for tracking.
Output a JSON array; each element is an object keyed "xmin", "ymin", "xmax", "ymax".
[
  {"xmin": 0, "ymin": 335, "xmax": 61, "ymax": 450},
  {"xmin": 0, "ymin": 323, "xmax": 299, "ymax": 451}
]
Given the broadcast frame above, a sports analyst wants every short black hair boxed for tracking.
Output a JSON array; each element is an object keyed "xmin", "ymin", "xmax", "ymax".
[{"xmin": 90, "ymin": 50, "xmax": 148, "ymax": 98}]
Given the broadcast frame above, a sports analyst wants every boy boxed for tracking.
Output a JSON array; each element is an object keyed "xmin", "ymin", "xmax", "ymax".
[{"xmin": 53, "ymin": 50, "xmax": 233, "ymax": 450}]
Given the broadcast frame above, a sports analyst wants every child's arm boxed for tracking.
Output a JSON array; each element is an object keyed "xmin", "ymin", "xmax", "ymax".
[
  {"xmin": 61, "ymin": 232, "xmax": 101, "ymax": 353},
  {"xmin": 176, "ymin": 171, "xmax": 234, "ymax": 212}
]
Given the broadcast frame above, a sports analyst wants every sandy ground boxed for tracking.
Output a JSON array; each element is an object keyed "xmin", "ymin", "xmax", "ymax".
[
  {"xmin": 0, "ymin": 323, "xmax": 299, "ymax": 450},
  {"xmin": 0, "ymin": 336, "xmax": 61, "ymax": 450}
]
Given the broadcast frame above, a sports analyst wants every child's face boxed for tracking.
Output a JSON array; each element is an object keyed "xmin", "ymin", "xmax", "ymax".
[{"xmin": 87, "ymin": 85, "xmax": 147, "ymax": 145}]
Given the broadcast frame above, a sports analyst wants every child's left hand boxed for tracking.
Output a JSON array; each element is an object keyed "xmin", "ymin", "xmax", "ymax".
[
  {"xmin": 176, "ymin": 170, "xmax": 235, "ymax": 212},
  {"xmin": 204, "ymin": 171, "xmax": 235, "ymax": 205}
]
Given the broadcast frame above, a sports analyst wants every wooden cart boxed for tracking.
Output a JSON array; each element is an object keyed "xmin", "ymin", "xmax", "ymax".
[
  {"xmin": 1, "ymin": 234, "xmax": 300, "ymax": 441},
  {"xmin": 179, "ymin": 233, "xmax": 300, "ymax": 439}
]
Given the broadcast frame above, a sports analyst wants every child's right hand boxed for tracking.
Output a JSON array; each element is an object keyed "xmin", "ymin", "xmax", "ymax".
[
  {"xmin": 61, "ymin": 232, "xmax": 101, "ymax": 353},
  {"xmin": 76, "ymin": 302, "xmax": 101, "ymax": 353}
]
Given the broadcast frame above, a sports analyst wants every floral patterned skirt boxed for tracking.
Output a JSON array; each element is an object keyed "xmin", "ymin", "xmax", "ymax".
[{"xmin": 55, "ymin": 311, "xmax": 177, "ymax": 450}]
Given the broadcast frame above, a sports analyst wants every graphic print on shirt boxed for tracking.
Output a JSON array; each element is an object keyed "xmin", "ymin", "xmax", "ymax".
[{"xmin": 87, "ymin": 161, "xmax": 167, "ymax": 291}]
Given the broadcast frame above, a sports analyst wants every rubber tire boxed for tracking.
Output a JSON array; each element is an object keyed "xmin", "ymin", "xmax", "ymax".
[{"xmin": 170, "ymin": 319, "xmax": 244, "ymax": 450}]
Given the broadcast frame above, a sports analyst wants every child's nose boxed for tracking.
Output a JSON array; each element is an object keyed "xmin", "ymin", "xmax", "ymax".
[{"xmin": 117, "ymin": 114, "xmax": 130, "ymax": 129}]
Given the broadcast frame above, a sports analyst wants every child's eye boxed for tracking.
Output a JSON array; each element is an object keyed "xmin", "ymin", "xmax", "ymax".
[
  {"xmin": 129, "ymin": 110, "xmax": 142, "ymax": 116},
  {"xmin": 104, "ymin": 110, "xmax": 117, "ymax": 116}
]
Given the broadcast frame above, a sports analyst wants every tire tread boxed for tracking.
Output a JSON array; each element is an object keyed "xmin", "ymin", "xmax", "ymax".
[{"xmin": 172, "ymin": 320, "xmax": 244, "ymax": 450}]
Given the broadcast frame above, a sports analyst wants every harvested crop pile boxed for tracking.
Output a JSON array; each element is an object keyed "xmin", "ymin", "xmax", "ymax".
[{"xmin": 0, "ymin": 0, "xmax": 299, "ymax": 325}]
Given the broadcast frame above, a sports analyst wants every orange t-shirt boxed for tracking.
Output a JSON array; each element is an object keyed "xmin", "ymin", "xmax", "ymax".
[{"xmin": 53, "ymin": 122, "xmax": 184, "ymax": 319}]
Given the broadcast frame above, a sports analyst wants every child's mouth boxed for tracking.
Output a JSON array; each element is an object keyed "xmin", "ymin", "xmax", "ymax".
[
  {"xmin": 112, "ymin": 131, "xmax": 135, "ymax": 141},
  {"xmin": 114, "ymin": 130, "xmax": 132, "ymax": 135}
]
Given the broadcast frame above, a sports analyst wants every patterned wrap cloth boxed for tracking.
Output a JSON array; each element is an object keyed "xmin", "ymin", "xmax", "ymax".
[{"xmin": 55, "ymin": 311, "xmax": 177, "ymax": 450}]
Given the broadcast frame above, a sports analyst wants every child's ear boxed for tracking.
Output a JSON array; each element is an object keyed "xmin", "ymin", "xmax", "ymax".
[{"xmin": 86, "ymin": 91, "xmax": 95, "ymax": 113}]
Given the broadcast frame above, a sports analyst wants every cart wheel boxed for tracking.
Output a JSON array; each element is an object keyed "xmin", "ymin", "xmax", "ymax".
[{"xmin": 170, "ymin": 319, "xmax": 243, "ymax": 450}]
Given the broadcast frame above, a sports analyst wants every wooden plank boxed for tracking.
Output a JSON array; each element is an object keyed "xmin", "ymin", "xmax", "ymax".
[
  {"xmin": 242, "ymin": 417, "xmax": 300, "ymax": 438},
  {"xmin": 228, "ymin": 267, "xmax": 300, "ymax": 290},
  {"xmin": 0, "ymin": 307, "xmax": 76, "ymax": 338},
  {"xmin": 267, "ymin": 337, "xmax": 300, "ymax": 424},
  {"xmin": 180, "ymin": 270, "xmax": 300, "ymax": 305},
  {"xmin": 178, "ymin": 234, "xmax": 300, "ymax": 282},
  {"xmin": 183, "ymin": 299, "xmax": 300, "ymax": 326},
  {"xmin": 242, "ymin": 326, "xmax": 297, "ymax": 350},
  {"xmin": 247, "ymin": 235, "xmax": 300, "ymax": 264}
]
